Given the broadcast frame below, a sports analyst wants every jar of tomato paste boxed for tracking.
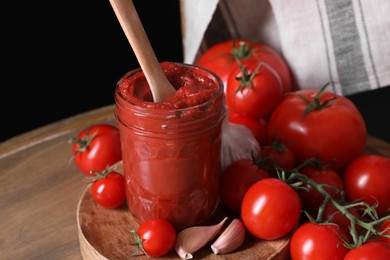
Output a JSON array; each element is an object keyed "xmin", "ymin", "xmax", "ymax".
[{"xmin": 114, "ymin": 62, "xmax": 226, "ymax": 229}]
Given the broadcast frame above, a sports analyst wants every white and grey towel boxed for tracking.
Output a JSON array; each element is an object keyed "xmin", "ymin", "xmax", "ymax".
[{"xmin": 181, "ymin": 0, "xmax": 390, "ymax": 96}]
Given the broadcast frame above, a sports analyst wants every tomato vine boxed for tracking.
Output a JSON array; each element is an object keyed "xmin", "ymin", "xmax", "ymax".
[{"xmin": 271, "ymin": 158, "xmax": 390, "ymax": 249}]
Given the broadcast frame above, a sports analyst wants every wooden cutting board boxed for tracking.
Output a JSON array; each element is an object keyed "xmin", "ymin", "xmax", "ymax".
[{"xmin": 77, "ymin": 184, "xmax": 291, "ymax": 260}]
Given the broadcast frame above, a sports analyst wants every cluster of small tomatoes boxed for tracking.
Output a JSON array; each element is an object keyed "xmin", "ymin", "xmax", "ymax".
[
  {"xmin": 197, "ymin": 38, "xmax": 390, "ymax": 259},
  {"xmin": 69, "ymin": 124, "xmax": 125, "ymax": 209}
]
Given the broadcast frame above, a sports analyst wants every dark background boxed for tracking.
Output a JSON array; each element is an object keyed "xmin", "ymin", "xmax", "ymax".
[
  {"xmin": 2, "ymin": 0, "xmax": 390, "ymax": 143},
  {"xmin": 2, "ymin": 0, "xmax": 183, "ymax": 142}
]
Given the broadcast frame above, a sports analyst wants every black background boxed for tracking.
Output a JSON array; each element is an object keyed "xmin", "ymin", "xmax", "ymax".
[
  {"xmin": 2, "ymin": 0, "xmax": 183, "ymax": 142},
  {"xmin": 2, "ymin": 0, "xmax": 390, "ymax": 143}
]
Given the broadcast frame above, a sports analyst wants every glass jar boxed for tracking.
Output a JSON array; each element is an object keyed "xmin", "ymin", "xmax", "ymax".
[{"xmin": 114, "ymin": 62, "xmax": 226, "ymax": 229}]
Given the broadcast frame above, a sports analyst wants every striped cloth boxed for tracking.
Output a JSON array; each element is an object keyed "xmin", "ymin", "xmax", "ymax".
[{"xmin": 181, "ymin": 0, "xmax": 390, "ymax": 96}]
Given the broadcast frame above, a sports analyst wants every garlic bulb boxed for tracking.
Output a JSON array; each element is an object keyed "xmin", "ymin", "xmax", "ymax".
[
  {"xmin": 221, "ymin": 114, "xmax": 260, "ymax": 172},
  {"xmin": 174, "ymin": 217, "xmax": 228, "ymax": 259},
  {"xmin": 211, "ymin": 218, "xmax": 245, "ymax": 254}
]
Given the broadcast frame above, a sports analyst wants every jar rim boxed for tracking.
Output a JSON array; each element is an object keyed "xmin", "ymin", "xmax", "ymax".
[{"xmin": 115, "ymin": 62, "xmax": 225, "ymax": 115}]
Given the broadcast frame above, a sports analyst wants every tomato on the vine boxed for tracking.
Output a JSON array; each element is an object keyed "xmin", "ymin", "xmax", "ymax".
[
  {"xmin": 131, "ymin": 218, "xmax": 176, "ymax": 257},
  {"xmin": 195, "ymin": 38, "xmax": 292, "ymax": 94},
  {"xmin": 344, "ymin": 240, "xmax": 390, "ymax": 260},
  {"xmin": 241, "ymin": 178, "xmax": 301, "ymax": 240},
  {"xmin": 290, "ymin": 221, "xmax": 350, "ymax": 260},
  {"xmin": 219, "ymin": 158, "xmax": 270, "ymax": 213},
  {"xmin": 226, "ymin": 61, "xmax": 283, "ymax": 119},
  {"xmin": 344, "ymin": 154, "xmax": 390, "ymax": 217},
  {"xmin": 297, "ymin": 161, "xmax": 344, "ymax": 218},
  {"xmin": 379, "ymin": 219, "xmax": 390, "ymax": 244},
  {"xmin": 90, "ymin": 169, "xmax": 126, "ymax": 209},
  {"xmin": 322, "ymin": 204, "xmax": 360, "ymax": 241},
  {"xmin": 267, "ymin": 84, "xmax": 367, "ymax": 173},
  {"xmin": 70, "ymin": 124, "xmax": 122, "ymax": 176}
]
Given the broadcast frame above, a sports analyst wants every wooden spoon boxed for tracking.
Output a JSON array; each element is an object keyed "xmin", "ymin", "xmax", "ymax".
[{"xmin": 109, "ymin": 0, "xmax": 176, "ymax": 102}]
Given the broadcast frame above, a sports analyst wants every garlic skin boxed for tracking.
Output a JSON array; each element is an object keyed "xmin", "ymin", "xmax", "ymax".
[
  {"xmin": 211, "ymin": 218, "xmax": 245, "ymax": 255},
  {"xmin": 174, "ymin": 217, "xmax": 228, "ymax": 259},
  {"xmin": 221, "ymin": 116, "xmax": 260, "ymax": 172}
]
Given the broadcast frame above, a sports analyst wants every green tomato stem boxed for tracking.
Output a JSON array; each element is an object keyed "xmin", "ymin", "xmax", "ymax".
[{"xmin": 289, "ymin": 168, "xmax": 390, "ymax": 249}]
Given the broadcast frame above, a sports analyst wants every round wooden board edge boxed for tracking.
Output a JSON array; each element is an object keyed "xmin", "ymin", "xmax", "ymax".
[
  {"xmin": 77, "ymin": 184, "xmax": 109, "ymax": 260},
  {"xmin": 76, "ymin": 185, "xmax": 291, "ymax": 260}
]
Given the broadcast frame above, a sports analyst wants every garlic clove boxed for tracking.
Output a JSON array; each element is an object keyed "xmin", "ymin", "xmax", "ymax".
[
  {"xmin": 174, "ymin": 217, "xmax": 228, "ymax": 259},
  {"xmin": 211, "ymin": 218, "xmax": 245, "ymax": 255}
]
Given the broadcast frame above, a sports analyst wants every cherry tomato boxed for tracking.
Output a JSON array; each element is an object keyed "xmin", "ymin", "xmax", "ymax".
[
  {"xmin": 241, "ymin": 178, "xmax": 301, "ymax": 240},
  {"xmin": 267, "ymin": 85, "xmax": 367, "ymax": 173},
  {"xmin": 132, "ymin": 218, "xmax": 176, "ymax": 257},
  {"xmin": 322, "ymin": 204, "xmax": 360, "ymax": 241},
  {"xmin": 196, "ymin": 38, "xmax": 292, "ymax": 94},
  {"xmin": 297, "ymin": 162, "xmax": 344, "ymax": 218},
  {"xmin": 90, "ymin": 170, "xmax": 126, "ymax": 209},
  {"xmin": 290, "ymin": 221, "xmax": 350, "ymax": 260},
  {"xmin": 219, "ymin": 158, "xmax": 270, "ymax": 212},
  {"xmin": 229, "ymin": 113, "xmax": 268, "ymax": 146},
  {"xmin": 344, "ymin": 240, "xmax": 390, "ymax": 260},
  {"xmin": 70, "ymin": 124, "xmax": 122, "ymax": 176},
  {"xmin": 344, "ymin": 154, "xmax": 390, "ymax": 217},
  {"xmin": 260, "ymin": 138, "xmax": 296, "ymax": 174},
  {"xmin": 379, "ymin": 219, "xmax": 390, "ymax": 244},
  {"xmin": 226, "ymin": 61, "xmax": 283, "ymax": 119}
]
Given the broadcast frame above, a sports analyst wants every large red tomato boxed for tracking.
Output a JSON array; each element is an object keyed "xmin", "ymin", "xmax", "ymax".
[
  {"xmin": 70, "ymin": 124, "xmax": 122, "ymax": 176},
  {"xmin": 195, "ymin": 38, "xmax": 292, "ymax": 94},
  {"xmin": 226, "ymin": 61, "xmax": 283, "ymax": 119},
  {"xmin": 343, "ymin": 154, "xmax": 390, "ymax": 217},
  {"xmin": 290, "ymin": 222, "xmax": 350, "ymax": 260},
  {"xmin": 241, "ymin": 178, "xmax": 301, "ymax": 240},
  {"xmin": 267, "ymin": 86, "xmax": 367, "ymax": 173}
]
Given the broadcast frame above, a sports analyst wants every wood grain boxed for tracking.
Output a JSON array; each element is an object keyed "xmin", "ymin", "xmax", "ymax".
[
  {"xmin": 0, "ymin": 105, "xmax": 116, "ymax": 260},
  {"xmin": 365, "ymin": 135, "xmax": 390, "ymax": 158},
  {"xmin": 1, "ymin": 104, "xmax": 389, "ymax": 260},
  {"xmin": 0, "ymin": 105, "xmax": 116, "ymax": 158}
]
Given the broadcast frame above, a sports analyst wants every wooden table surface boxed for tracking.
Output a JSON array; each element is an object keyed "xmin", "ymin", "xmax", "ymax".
[{"xmin": 1, "ymin": 104, "xmax": 390, "ymax": 260}]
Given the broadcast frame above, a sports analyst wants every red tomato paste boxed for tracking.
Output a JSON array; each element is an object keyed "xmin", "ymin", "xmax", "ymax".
[{"xmin": 115, "ymin": 62, "xmax": 226, "ymax": 229}]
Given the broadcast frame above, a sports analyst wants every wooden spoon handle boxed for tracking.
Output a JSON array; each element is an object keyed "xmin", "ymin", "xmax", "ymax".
[{"xmin": 109, "ymin": 0, "xmax": 176, "ymax": 102}]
